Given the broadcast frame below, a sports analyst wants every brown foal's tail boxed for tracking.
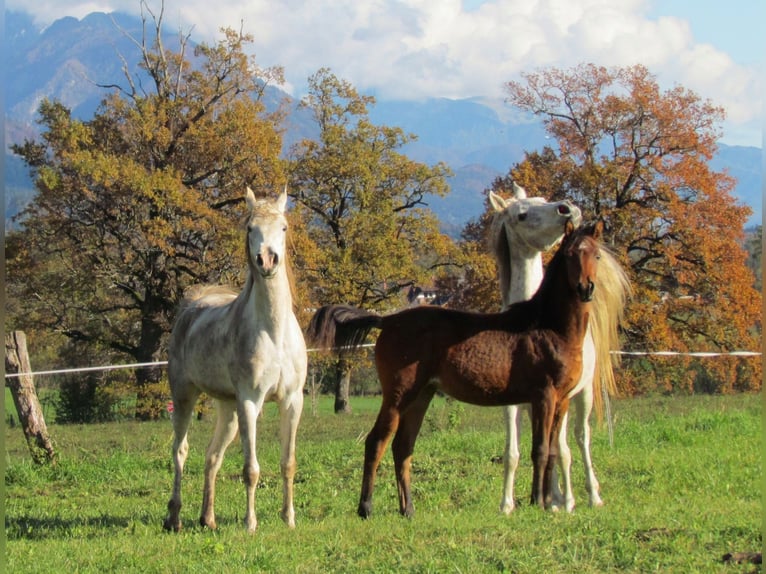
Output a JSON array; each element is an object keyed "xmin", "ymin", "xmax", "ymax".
[{"xmin": 306, "ymin": 304, "xmax": 383, "ymax": 353}]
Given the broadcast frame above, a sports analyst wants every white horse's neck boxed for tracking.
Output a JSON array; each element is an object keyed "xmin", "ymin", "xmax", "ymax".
[
  {"xmin": 241, "ymin": 268, "xmax": 293, "ymax": 339},
  {"xmin": 505, "ymin": 233, "xmax": 545, "ymax": 307}
]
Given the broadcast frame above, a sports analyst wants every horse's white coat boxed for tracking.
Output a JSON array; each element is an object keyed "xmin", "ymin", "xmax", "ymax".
[
  {"xmin": 164, "ymin": 188, "xmax": 307, "ymax": 533},
  {"xmin": 489, "ymin": 183, "xmax": 601, "ymax": 513}
]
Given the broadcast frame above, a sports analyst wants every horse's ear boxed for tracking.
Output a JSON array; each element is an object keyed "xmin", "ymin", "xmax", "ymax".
[
  {"xmin": 592, "ymin": 219, "xmax": 604, "ymax": 241},
  {"xmin": 488, "ymin": 190, "xmax": 508, "ymax": 212},
  {"xmin": 511, "ymin": 182, "xmax": 527, "ymax": 199},
  {"xmin": 276, "ymin": 187, "xmax": 288, "ymax": 213},
  {"xmin": 245, "ymin": 187, "xmax": 257, "ymax": 211},
  {"xmin": 564, "ymin": 219, "xmax": 576, "ymax": 238}
]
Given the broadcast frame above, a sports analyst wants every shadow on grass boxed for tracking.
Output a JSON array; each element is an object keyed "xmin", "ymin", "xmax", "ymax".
[{"xmin": 6, "ymin": 512, "xmax": 157, "ymax": 541}]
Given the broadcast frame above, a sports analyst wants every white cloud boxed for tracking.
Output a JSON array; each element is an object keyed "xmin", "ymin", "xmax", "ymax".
[{"xmin": 6, "ymin": 0, "xmax": 761, "ymax": 145}]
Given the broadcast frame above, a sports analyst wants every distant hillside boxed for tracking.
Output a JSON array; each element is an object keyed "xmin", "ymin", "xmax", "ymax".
[
  {"xmin": 711, "ymin": 145, "xmax": 762, "ymax": 227},
  {"xmin": 4, "ymin": 9, "xmax": 762, "ymax": 233}
]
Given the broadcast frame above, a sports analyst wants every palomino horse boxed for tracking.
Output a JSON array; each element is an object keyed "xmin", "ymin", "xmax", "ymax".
[
  {"xmin": 308, "ymin": 221, "xmax": 604, "ymax": 518},
  {"xmin": 489, "ymin": 183, "xmax": 631, "ymax": 513},
  {"xmin": 163, "ymin": 189, "xmax": 307, "ymax": 534}
]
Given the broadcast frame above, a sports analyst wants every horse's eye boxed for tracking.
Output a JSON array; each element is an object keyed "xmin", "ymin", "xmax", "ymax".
[
  {"xmin": 518, "ymin": 212, "xmax": 527, "ymax": 222},
  {"xmin": 282, "ymin": 226, "xmax": 287, "ymax": 232}
]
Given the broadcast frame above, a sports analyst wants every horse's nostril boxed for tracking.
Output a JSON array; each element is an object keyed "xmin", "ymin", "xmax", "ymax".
[{"xmin": 256, "ymin": 254, "xmax": 264, "ymax": 267}]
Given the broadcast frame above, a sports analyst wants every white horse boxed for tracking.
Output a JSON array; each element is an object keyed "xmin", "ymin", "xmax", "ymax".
[
  {"xmin": 489, "ymin": 182, "xmax": 630, "ymax": 513},
  {"xmin": 163, "ymin": 188, "xmax": 307, "ymax": 534}
]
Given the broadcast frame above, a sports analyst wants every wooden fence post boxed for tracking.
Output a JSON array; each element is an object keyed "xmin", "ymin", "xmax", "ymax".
[{"xmin": 5, "ymin": 330, "xmax": 56, "ymax": 464}]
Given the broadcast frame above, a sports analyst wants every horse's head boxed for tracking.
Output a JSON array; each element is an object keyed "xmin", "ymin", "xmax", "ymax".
[
  {"xmin": 244, "ymin": 187, "xmax": 289, "ymax": 279},
  {"xmin": 489, "ymin": 182, "xmax": 582, "ymax": 254},
  {"xmin": 561, "ymin": 219, "xmax": 603, "ymax": 302}
]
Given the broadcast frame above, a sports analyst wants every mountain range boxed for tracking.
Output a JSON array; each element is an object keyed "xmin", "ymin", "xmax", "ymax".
[{"xmin": 4, "ymin": 10, "xmax": 762, "ymax": 234}]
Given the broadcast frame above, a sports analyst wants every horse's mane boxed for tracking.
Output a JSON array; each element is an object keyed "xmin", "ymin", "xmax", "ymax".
[
  {"xmin": 588, "ymin": 244, "xmax": 632, "ymax": 416},
  {"xmin": 489, "ymin": 210, "xmax": 512, "ymax": 307},
  {"xmin": 489, "ymin": 212, "xmax": 513, "ymax": 307}
]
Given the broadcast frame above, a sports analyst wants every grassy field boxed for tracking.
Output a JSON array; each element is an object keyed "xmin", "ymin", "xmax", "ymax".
[{"xmin": 5, "ymin": 393, "xmax": 763, "ymax": 573}]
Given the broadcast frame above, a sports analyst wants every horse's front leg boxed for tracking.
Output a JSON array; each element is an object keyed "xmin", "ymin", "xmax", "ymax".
[
  {"xmin": 529, "ymin": 400, "xmax": 552, "ymax": 509},
  {"xmin": 544, "ymin": 397, "xmax": 570, "ymax": 510},
  {"xmin": 238, "ymin": 397, "xmax": 262, "ymax": 534},
  {"xmin": 359, "ymin": 403, "xmax": 401, "ymax": 518},
  {"xmin": 200, "ymin": 400, "xmax": 238, "ymax": 529},
  {"xmin": 551, "ymin": 408, "xmax": 575, "ymax": 512},
  {"xmin": 278, "ymin": 391, "xmax": 304, "ymax": 528},
  {"xmin": 500, "ymin": 404, "xmax": 523, "ymax": 514}
]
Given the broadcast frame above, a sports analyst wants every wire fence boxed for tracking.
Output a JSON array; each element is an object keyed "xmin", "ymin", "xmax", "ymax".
[
  {"xmin": 4, "ymin": 349, "xmax": 761, "ymax": 379},
  {"xmin": 4, "ymin": 346, "xmax": 760, "ymax": 426}
]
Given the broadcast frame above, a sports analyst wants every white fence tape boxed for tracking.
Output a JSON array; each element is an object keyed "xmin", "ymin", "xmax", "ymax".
[
  {"xmin": 3, "ymin": 349, "xmax": 761, "ymax": 379},
  {"xmin": 616, "ymin": 351, "xmax": 761, "ymax": 357}
]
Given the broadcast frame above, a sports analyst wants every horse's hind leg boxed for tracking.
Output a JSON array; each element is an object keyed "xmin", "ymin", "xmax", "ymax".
[
  {"xmin": 392, "ymin": 387, "xmax": 437, "ymax": 518},
  {"xmin": 278, "ymin": 391, "xmax": 304, "ymax": 528},
  {"xmin": 200, "ymin": 399, "xmax": 238, "ymax": 530},
  {"xmin": 163, "ymin": 389, "xmax": 199, "ymax": 532},
  {"xmin": 500, "ymin": 405, "xmax": 523, "ymax": 514},
  {"xmin": 573, "ymin": 385, "xmax": 603, "ymax": 507},
  {"xmin": 359, "ymin": 402, "xmax": 401, "ymax": 519}
]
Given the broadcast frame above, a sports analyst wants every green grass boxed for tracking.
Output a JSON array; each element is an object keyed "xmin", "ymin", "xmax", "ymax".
[{"xmin": 5, "ymin": 393, "xmax": 762, "ymax": 573}]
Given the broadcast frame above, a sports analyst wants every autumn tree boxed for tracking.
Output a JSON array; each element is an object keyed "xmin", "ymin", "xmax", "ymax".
[
  {"xmin": 434, "ymin": 174, "xmax": 523, "ymax": 314},
  {"xmin": 744, "ymin": 226, "xmax": 762, "ymax": 291},
  {"xmin": 498, "ymin": 63, "xmax": 760, "ymax": 393},
  {"xmin": 6, "ymin": 2, "xmax": 286, "ymax": 417},
  {"xmin": 288, "ymin": 68, "xmax": 457, "ymax": 412}
]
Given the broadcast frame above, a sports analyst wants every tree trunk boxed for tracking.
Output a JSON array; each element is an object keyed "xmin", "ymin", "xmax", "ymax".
[
  {"xmin": 334, "ymin": 357, "xmax": 352, "ymax": 414},
  {"xmin": 5, "ymin": 331, "xmax": 56, "ymax": 464},
  {"xmin": 133, "ymin": 312, "xmax": 166, "ymax": 421}
]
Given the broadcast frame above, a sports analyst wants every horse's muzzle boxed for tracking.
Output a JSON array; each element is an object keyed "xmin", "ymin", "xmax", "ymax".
[
  {"xmin": 256, "ymin": 250, "xmax": 280, "ymax": 278},
  {"xmin": 577, "ymin": 280, "xmax": 595, "ymax": 302},
  {"xmin": 559, "ymin": 201, "xmax": 583, "ymax": 228}
]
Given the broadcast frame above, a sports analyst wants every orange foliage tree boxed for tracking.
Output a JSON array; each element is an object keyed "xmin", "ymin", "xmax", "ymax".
[
  {"xmin": 6, "ymin": 14, "xmax": 286, "ymax": 417},
  {"xmin": 498, "ymin": 63, "xmax": 760, "ymax": 393},
  {"xmin": 287, "ymin": 69, "xmax": 458, "ymax": 411}
]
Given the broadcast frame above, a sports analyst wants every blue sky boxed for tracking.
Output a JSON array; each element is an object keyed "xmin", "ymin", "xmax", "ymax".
[
  {"xmin": 648, "ymin": 0, "xmax": 764, "ymax": 66},
  {"xmin": 7, "ymin": 0, "xmax": 763, "ymax": 146}
]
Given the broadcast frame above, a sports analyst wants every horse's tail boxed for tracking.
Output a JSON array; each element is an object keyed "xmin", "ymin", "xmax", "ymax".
[
  {"xmin": 590, "ymin": 246, "xmax": 633, "ymax": 420},
  {"xmin": 171, "ymin": 285, "xmax": 237, "ymax": 330},
  {"xmin": 306, "ymin": 304, "xmax": 383, "ymax": 353}
]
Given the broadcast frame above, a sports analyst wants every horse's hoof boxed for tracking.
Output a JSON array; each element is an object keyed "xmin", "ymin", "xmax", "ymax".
[
  {"xmin": 163, "ymin": 518, "xmax": 181, "ymax": 532},
  {"xmin": 357, "ymin": 504, "xmax": 372, "ymax": 519},
  {"xmin": 550, "ymin": 500, "xmax": 575, "ymax": 513},
  {"xmin": 280, "ymin": 510, "xmax": 296, "ymax": 529},
  {"xmin": 199, "ymin": 516, "xmax": 217, "ymax": 530}
]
